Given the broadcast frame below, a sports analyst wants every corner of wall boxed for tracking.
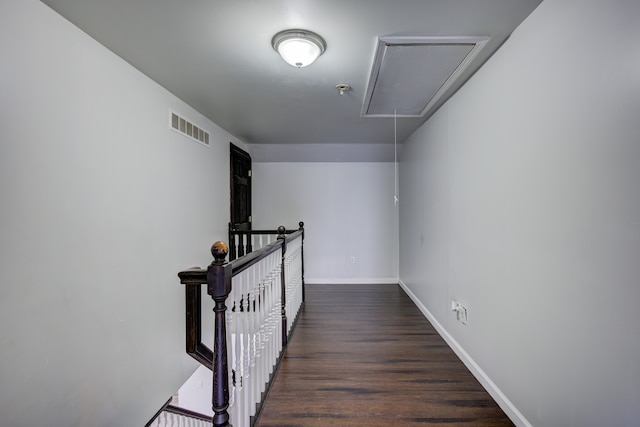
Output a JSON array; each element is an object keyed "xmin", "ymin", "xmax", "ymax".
[{"xmin": 398, "ymin": 280, "xmax": 532, "ymax": 427}]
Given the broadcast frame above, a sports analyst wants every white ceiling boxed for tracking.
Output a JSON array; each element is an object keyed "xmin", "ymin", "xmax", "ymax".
[{"xmin": 40, "ymin": 0, "xmax": 542, "ymax": 153}]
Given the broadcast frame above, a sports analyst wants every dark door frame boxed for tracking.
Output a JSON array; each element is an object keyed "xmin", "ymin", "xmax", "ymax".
[{"xmin": 230, "ymin": 143, "xmax": 252, "ymax": 231}]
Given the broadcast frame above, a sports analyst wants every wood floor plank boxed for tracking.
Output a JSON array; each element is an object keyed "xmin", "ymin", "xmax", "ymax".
[{"xmin": 255, "ymin": 284, "xmax": 514, "ymax": 427}]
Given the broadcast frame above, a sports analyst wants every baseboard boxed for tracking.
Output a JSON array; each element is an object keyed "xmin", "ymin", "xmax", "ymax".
[
  {"xmin": 305, "ymin": 277, "xmax": 399, "ymax": 285},
  {"xmin": 398, "ymin": 280, "xmax": 532, "ymax": 427}
]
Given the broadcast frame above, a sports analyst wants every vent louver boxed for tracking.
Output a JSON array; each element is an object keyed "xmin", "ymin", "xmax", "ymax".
[{"xmin": 170, "ymin": 111, "xmax": 210, "ymax": 146}]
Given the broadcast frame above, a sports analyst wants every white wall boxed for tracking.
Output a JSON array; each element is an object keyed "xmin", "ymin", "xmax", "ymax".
[
  {"xmin": 399, "ymin": 0, "xmax": 640, "ymax": 426},
  {"xmin": 0, "ymin": 1, "xmax": 242, "ymax": 426},
  {"xmin": 176, "ymin": 365, "xmax": 214, "ymax": 417},
  {"xmin": 253, "ymin": 162, "xmax": 399, "ymax": 284}
]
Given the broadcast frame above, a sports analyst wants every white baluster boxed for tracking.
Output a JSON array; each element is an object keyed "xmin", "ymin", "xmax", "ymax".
[
  {"xmin": 262, "ymin": 255, "xmax": 273, "ymax": 391},
  {"xmin": 255, "ymin": 264, "xmax": 266, "ymax": 399},
  {"xmin": 235, "ymin": 270, "xmax": 247, "ymax": 427},
  {"xmin": 264, "ymin": 264, "xmax": 274, "ymax": 382},
  {"xmin": 259, "ymin": 259, "xmax": 269, "ymax": 395},
  {"xmin": 267, "ymin": 252, "xmax": 276, "ymax": 375},
  {"xmin": 274, "ymin": 251, "xmax": 283, "ymax": 367},
  {"xmin": 251, "ymin": 262, "xmax": 259, "ymax": 414},
  {"xmin": 244, "ymin": 268, "xmax": 254, "ymax": 426},
  {"xmin": 227, "ymin": 282, "xmax": 238, "ymax": 427},
  {"xmin": 248, "ymin": 266, "xmax": 258, "ymax": 416},
  {"xmin": 254, "ymin": 261, "xmax": 264, "ymax": 405}
]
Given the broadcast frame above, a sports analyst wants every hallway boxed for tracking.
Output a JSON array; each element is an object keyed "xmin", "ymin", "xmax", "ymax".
[{"xmin": 256, "ymin": 284, "xmax": 513, "ymax": 426}]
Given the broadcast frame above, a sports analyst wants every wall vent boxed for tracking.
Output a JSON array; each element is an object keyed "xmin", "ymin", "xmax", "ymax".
[{"xmin": 170, "ymin": 111, "xmax": 210, "ymax": 146}]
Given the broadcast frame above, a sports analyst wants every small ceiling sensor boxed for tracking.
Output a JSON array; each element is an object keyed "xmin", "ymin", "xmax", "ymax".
[{"xmin": 336, "ymin": 84, "xmax": 351, "ymax": 95}]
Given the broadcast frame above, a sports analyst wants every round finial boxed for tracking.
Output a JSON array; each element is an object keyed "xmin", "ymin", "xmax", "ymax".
[
  {"xmin": 277, "ymin": 226, "xmax": 286, "ymax": 234},
  {"xmin": 298, "ymin": 221, "xmax": 304, "ymax": 229},
  {"xmin": 211, "ymin": 241, "xmax": 229, "ymax": 263}
]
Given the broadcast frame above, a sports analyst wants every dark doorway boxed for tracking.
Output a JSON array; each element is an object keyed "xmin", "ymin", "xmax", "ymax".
[{"xmin": 230, "ymin": 143, "xmax": 252, "ymax": 231}]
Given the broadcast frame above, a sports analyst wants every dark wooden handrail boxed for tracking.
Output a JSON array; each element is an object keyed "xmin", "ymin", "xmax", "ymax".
[
  {"xmin": 229, "ymin": 221, "xmax": 304, "ymax": 260},
  {"xmin": 178, "ymin": 223, "xmax": 305, "ymax": 427},
  {"xmin": 177, "ymin": 228, "xmax": 304, "ymax": 369},
  {"xmin": 229, "ymin": 235, "xmax": 283, "ymax": 274}
]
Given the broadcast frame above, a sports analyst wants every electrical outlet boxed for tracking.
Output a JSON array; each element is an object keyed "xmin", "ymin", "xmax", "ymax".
[
  {"xmin": 459, "ymin": 305, "xmax": 468, "ymax": 325},
  {"xmin": 350, "ymin": 256, "xmax": 356, "ymax": 264},
  {"xmin": 451, "ymin": 300, "xmax": 468, "ymax": 325}
]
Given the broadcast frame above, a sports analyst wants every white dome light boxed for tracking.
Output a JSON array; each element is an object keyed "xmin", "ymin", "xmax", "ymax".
[{"xmin": 272, "ymin": 29, "xmax": 326, "ymax": 68}]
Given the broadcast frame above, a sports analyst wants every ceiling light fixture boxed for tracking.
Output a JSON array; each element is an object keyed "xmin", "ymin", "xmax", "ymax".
[{"xmin": 272, "ymin": 29, "xmax": 326, "ymax": 68}]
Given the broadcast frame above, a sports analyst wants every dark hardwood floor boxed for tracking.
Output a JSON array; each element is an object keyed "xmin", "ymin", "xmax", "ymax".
[{"xmin": 255, "ymin": 284, "xmax": 514, "ymax": 427}]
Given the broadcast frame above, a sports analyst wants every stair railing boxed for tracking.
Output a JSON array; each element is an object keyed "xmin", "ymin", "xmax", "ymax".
[
  {"xmin": 228, "ymin": 221, "xmax": 303, "ymax": 261},
  {"xmin": 178, "ymin": 224, "xmax": 305, "ymax": 427}
]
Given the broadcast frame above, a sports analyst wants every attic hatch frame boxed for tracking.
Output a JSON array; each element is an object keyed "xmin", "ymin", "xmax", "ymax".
[{"xmin": 361, "ymin": 35, "xmax": 490, "ymax": 118}]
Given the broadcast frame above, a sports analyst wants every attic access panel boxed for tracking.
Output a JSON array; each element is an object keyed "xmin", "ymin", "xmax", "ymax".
[{"xmin": 362, "ymin": 36, "xmax": 490, "ymax": 118}]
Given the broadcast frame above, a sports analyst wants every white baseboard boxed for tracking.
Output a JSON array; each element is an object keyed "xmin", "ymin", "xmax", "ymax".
[
  {"xmin": 398, "ymin": 280, "xmax": 532, "ymax": 427},
  {"xmin": 305, "ymin": 277, "xmax": 399, "ymax": 285}
]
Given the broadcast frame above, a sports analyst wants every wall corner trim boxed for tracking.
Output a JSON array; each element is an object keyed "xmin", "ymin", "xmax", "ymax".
[{"xmin": 398, "ymin": 280, "xmax": 533, "ymax": 427}]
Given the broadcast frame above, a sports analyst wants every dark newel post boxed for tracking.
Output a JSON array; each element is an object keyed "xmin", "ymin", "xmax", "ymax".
[
  {"xmin": 277, "ymin": 226, "xmax": 288, "ymax": 347},
  {"xmin": 207, "ymin": 242, "xmax": 232, "ymax": 427},
  {"xmin": 298, "ymin": 221, "xmax": 305, "ymax": 302}
]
